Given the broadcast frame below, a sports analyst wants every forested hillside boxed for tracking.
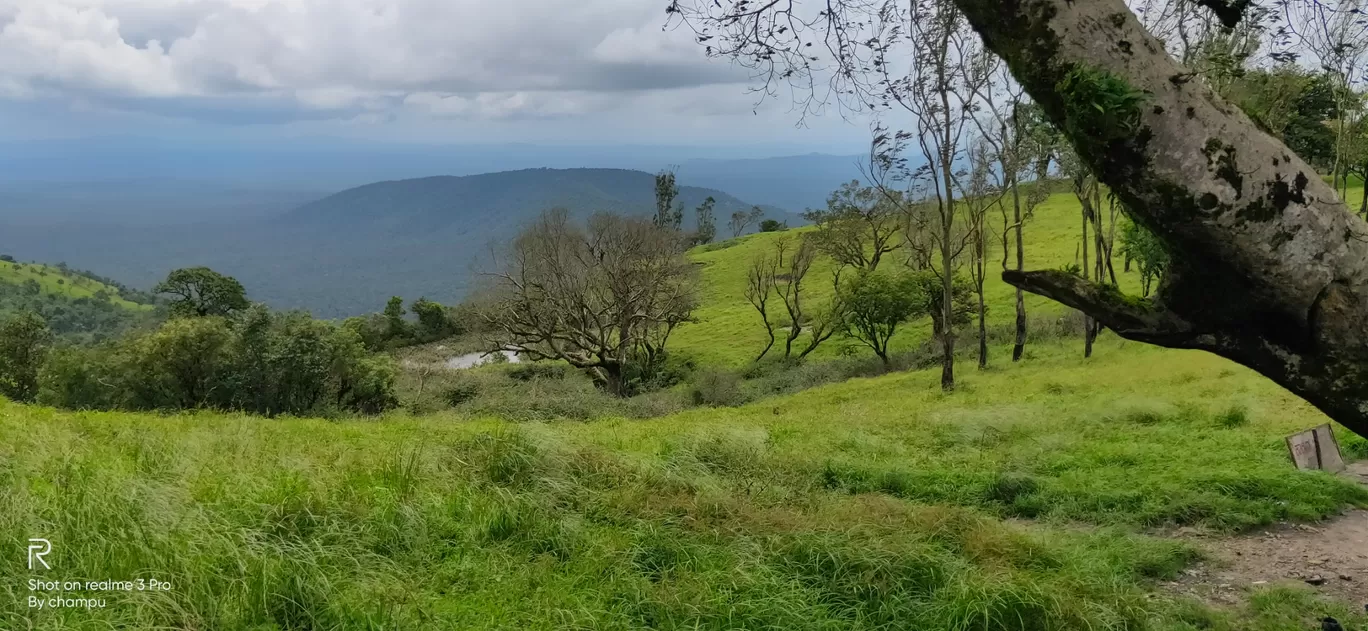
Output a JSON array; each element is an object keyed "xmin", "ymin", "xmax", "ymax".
[{"xmin": 0, "ymin": 259, "xmax": 158, "ymax": 341}]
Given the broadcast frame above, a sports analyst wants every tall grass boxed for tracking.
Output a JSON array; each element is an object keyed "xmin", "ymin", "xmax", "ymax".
[{"xmin": 3, "ymin": 336, "xmax": 1366, "ymax": 629}]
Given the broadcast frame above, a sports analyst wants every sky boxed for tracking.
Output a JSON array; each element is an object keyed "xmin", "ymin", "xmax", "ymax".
[{"xmin": 0, "ymin": 0, "xmax": 873, "ymax": 152}]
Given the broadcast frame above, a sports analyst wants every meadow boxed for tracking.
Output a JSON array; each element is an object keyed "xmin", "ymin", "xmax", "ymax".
[
  {"xmin": 1, "ymin": 187, "xmax": 1365, "ymax": 630},
  {"xmin": 0, "ymin": 262, "xmax": 151, "ymax": 311},
  {"xmin": 3, "ymin": 338, "xmax": 1367, "ymax": 630}
]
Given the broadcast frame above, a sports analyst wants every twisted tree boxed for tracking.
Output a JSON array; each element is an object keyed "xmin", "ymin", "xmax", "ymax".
[{"xmin": 670, "ymin": 0, "xmax": 1368, "ymax": 438}]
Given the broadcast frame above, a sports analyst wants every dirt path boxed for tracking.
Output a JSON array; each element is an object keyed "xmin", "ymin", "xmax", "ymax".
[{"xmin": 1165, "ymin": 462, "xmax": 1368, "ymax": 608}]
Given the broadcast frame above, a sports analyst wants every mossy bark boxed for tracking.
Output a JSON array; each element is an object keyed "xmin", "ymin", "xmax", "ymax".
[{"xmin": 957, "ymin": 0, "xmax": 1368, "ymax": 438}]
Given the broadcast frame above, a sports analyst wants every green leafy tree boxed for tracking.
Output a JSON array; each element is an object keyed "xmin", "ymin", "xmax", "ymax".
[
  {"xmin": 154, "ymin": 267, "xmax": 249, "ymax": 318},
  {"xmin": 125, "ymin": 316, "xmax": 234, "ymax": 409},
  {"xmin": 693, "ymin": 196, "xmax": 717, "ymax": 244},
  {"xmin": 838, "ymin": 270, "xmax": 926, "ymax": 368},
  {"xmin": 653, "ymin": 170, "xmax": 684, "ymax": 230},
  {"xmin": 1228, "ymin": 67, "xmax": 1339, "ymax": 171},
  {"xmin": 412, "ymin": 297, "xmax": 460, "ymax": 342},
  {"xmin": 1119, "ymin": 219, "xmax": 1169, "ymax": 297},
  {"xmin": 759, "ymin": 219, "xmax": 786, "ymax": 232},
  {"xmin": 383, "ymin": 296, "xmax": 410, "ymax": 342},
  {"xmin": 802, "ymin": 180, "xmax": 902, "ymax": 271},
  {"xmin": 906, "ymin": 271, "xmax": 975, "ymax": 340},
  {"xmin": 0, "ymin": 311, "xmax": 52, "ymax": 402}
]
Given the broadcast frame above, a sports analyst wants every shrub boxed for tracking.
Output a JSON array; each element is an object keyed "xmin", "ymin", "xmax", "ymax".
[
  {"xmin": 1214, "ymin": 404, "xmax": 1250, "ymax": 428},
  {"xmin": 507, "ymin": 363, "xmax": 568, "ymax": 382},
  {"xmin": 758, "ymin": 219, "xmax": 786, "ymax": 232},
  {"xmin": 691, "ymin": 370, "xmax": 747, "ymax": 407},
  {"xmin": 444, "ymin": 382, "xmax": 481, "ymax": 407},
  {"xmin": 0, "ymin": 311, "xmax": 52, "ymax": 402},
  {"xmin": 38, "ymin": 308, "xmax": 398, "ymax": 416}
]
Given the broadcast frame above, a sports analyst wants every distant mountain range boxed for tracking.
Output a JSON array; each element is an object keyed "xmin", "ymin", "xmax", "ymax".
[
  {"xmin": 0, "ymin": 168, "xmax": 801, "ymax": 318},
  {"xmin": 285, "ymin": 168, "xmax": 788, "ymax": 235}
]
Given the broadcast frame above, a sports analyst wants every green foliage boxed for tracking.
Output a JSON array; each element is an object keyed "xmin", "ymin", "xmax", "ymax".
[
  {"xmin": 758, "ymin": 218, "xmax": 786, "ymax": 232},
  {"xmin": 0, "ymin": 261, "xmax": 157, "ymax": 343},
  {"xmin": 653, "ymin": 169, "xmax": 684, "ymax": 230},
  {"xmin": 411, "ymin": 297, "xmax": 461, "ymax": 341},
  {"xmin": 1228, "ymin": 67, "xmax": 1340, "ymax": 171},
  {"xmin": 1119, "ymin": 218, "xmax": 1169, "ymax": 297},
  {"xmin": 1055, "ymin": 65, "xmax": 1148, "ymax": 149},
  {"xmin": 383, "ymin": 296, "xmax": 408, "ymax": 339},
  {"xmin": 693, "ymin": 196, "xmax": 717, "ymax": 244},
  {"xmin": 507, "ymin": 362, "xmax": 569, "ymax": 381},
  {"xmin": 838, "ymin": 269, "xmax": 926, "ymax": 366},
  {"xmin": 907, "ymin": 270, "xmax": 975, "ymax": 337},
  {"xmin": 38, "ymin": 308, "xmax": 397, "ymax": 416},
  {"xmin": 345, "ymin": 296, "xmax": 463, "ymax": 352},
  {"xmin": 690, "ymin": 369, "xmax": 747, "ymax": 407},
  {"xmin": 0, "ymin": 311, "xmax": 52, "ymax": 402},
  {"xmin": 801, "ymin": 180, "xmax": 901, "ymax": 270},
  {"xmin": 155, "ymin": 267, "xmax": 250, "ymax": 318}
]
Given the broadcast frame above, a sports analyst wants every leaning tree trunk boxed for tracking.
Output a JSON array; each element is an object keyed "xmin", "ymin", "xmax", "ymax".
[{"xmin": 955, "ymin": 0, "xmax": 1368, "ymax": 438}]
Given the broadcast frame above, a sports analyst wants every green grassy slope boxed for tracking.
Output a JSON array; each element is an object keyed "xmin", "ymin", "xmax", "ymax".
[
  {"xmin": 674, "ymin": 187, "xmax": 1366, "ymax": 367},
  {"xmin": 2, "ymin": 337, "xmax": 1365, "ymax": 630},
  {"xmin": 0, "ymin": 261, "xmax": 150, "ymax": 310},
  {"xmin": 674, "ymin": 192, "xmax": 1144, "ymax": 366}
]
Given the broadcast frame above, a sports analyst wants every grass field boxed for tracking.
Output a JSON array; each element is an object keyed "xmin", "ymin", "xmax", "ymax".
[
  {"xmin": 3, "ymin": 337, "xmax": 1366, "ymax": 630},
  {"xmin": 2, "ymin": 188, "xmax": 1366, "ymax": 630},
  {"xmin": 0, "ymin": 261, "xmax": 150, "ymax": 310}
]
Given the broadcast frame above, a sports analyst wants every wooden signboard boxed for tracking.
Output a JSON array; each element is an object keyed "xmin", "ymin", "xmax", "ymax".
[{"xmin": 1285, "ymin": 423, "xmax": 1346, "ymax": 473}]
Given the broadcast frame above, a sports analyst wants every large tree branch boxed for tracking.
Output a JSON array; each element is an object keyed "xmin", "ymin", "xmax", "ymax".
[{"xmin": 1002, "ymin": 270, "xmax": 1203, "ymax": 347}]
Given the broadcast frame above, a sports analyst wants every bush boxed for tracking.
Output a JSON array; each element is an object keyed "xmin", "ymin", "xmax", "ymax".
[
  {"xmin": 1214, "ymin": 404, "xmax": 1250, "ymax": 428},
  {"xmin": 0, "ymin": 311, "xmax": 52, "ymax": 402},
  {"xmin": 444, "ymin": 380, "xmax": 482, "ymax": 406},
  {"xmin": 507, "ymin": 363, "xmax": 568, "ymax": 382},
  {"xmin": 758, "ymin": 219, "xmax": 786, "ymax": 232},
  {"xmin": 691, "ymin": 370, "xmax": 747, "ymax": 407},
  {"xmin": 38, "ymin": 307, "xmax": 398, "ymax": 416}
]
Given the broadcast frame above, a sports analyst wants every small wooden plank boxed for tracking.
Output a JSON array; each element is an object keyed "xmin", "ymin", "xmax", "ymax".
[
  {"xmin": 1286, "ymin": 429, "xmax": 1321, "ymax": 470},
  {"xmin": 1312, "ymin": 423, "xmax": 1346, "ymax": 473}
]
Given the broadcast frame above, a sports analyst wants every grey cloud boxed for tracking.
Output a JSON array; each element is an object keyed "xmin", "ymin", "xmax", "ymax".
[{"xmin": 0, "ymin": 0, "xmax": 747, "ymax": 124}]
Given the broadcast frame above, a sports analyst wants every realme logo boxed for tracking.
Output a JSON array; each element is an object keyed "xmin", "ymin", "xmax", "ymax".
[{"xmin": 28, "ymin": 539, "xmax": 51, "ymax": 570}]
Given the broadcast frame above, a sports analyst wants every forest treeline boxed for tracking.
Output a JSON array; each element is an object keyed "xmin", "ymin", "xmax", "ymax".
[{"xmin": 0, "ymin": 267, "xmax": 476, "ymax": 416}]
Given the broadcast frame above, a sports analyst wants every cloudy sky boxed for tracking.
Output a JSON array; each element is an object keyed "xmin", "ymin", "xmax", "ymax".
[{"xmin": 0, "ymin": 0, "xmax": 870, "ymax": 150}]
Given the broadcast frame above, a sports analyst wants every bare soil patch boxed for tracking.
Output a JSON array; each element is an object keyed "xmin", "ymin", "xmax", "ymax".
[{"xmin": 1165, "ymin": 462, "xmax": 1368, "ymax": 609}]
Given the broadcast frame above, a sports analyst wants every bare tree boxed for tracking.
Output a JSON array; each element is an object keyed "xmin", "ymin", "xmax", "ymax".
[
  {"xmin": 745, "ymin": 246, "xmax": 781, "ymax": 360},
  {"xmin": 730, "ymin": 205, "xmax": 766, "ymax": 237},
  {"xmin": 963, "ymin": 53, "xmax": 1053, "ymax": 364},
  {"xmin": 962, "ymin": 138, "xmax": 1005, "ymax": 369},
  {"xmin": 766, "ymin": 237, "xmax": 845, "ymax": 359},
  {"xmin": 479, "ymin": 209, "xmax": 697, "ymax": 395},
  {"xmin": 773, "ymin": 237, "xmax": 815, "ymax": 359},
  {"xmin": 875, "ymin": 0, "xmax": 986, "ymax": 390}
]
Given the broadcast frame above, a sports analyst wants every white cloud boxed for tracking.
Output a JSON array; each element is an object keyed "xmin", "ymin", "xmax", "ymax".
[{"xmin": 0, "ymin": 0, "xmax": 747, "ymax": 123}]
